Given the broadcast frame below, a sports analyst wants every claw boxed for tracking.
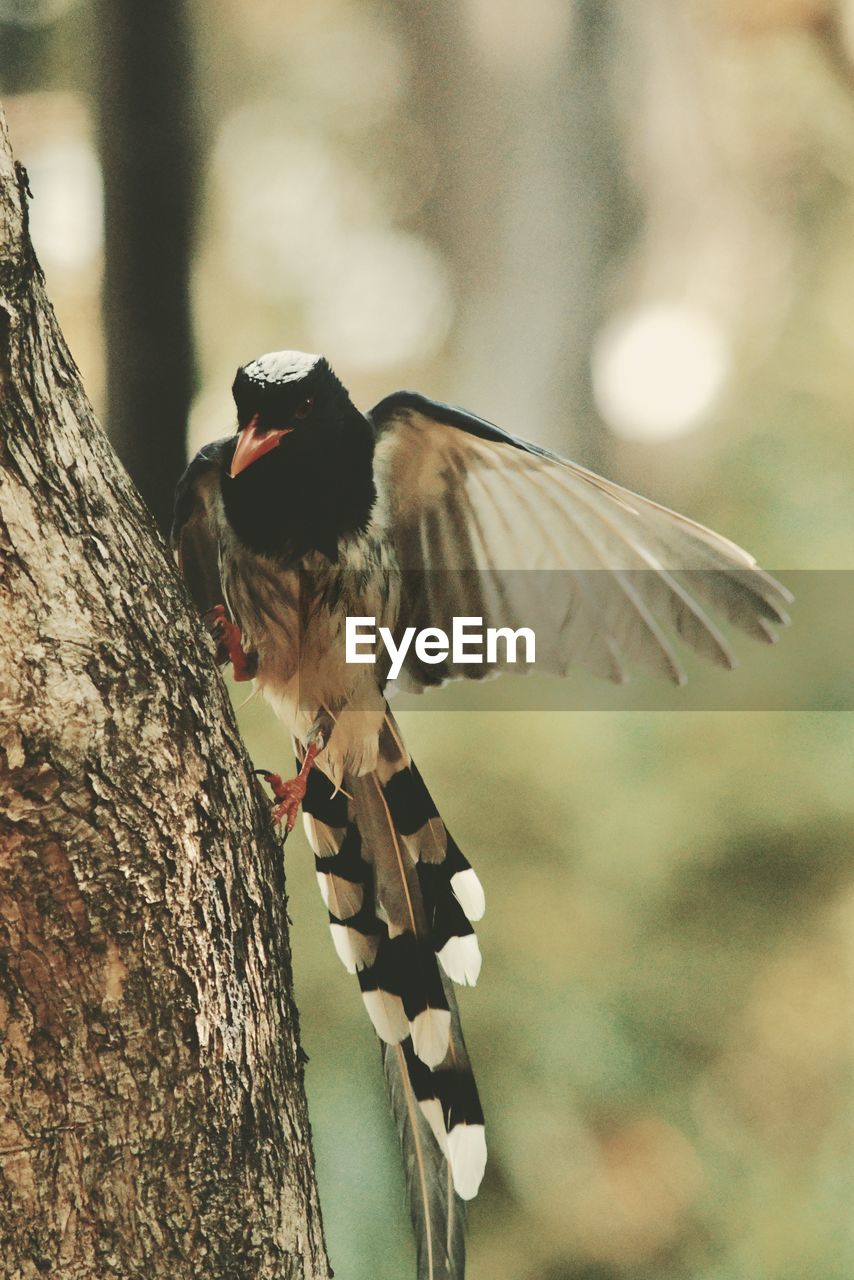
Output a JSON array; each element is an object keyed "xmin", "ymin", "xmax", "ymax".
[
  {"xmin": 256, "ymin": 740, "xmax": 322, "ymax": 835},
  {"xmin": 205, "ymin": 604, "xmax": 258, "ymax": 681}
]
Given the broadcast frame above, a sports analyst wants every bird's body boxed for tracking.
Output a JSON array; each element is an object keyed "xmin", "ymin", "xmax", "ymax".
[
  {"xmin": 224, "ymin": 527, "xmax": 398, "ymax": 778},
  {"xmin": 173, "ymin": 351, "xmax": 791, "ymax": 1278}
]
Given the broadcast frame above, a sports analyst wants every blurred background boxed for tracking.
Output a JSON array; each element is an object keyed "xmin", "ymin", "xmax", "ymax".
[{"xmin": 3, "ymin": 1, "xmax": 853, "ymax": 1276}]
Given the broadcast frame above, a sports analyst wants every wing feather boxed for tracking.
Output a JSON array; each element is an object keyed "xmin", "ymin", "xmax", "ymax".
[
  {"xmin": 170, "ymin": 439, "xmax": 231, "ymax": 616},
  {"xmin": 369, "ymin": 397, "xmax": 791, "ymax": 690}
]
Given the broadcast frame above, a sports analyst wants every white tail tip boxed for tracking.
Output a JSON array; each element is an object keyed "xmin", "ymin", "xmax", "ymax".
[
  {"xmin": 448, "ymin": 1123, "xmax": 487, "ymax": 1200},
  {"xmin": 316, "ymin": 870, "xmax": 363, "ymax": 920},
  {"xmin": 328, "ymin": 923, "xmax": 378, "ymax": 974},
  {"xmin": 303, "ymin": 813, "xmax": 345, "ymax": 856},
  {"xmin": 451, "ymin": 869, "xmax": 486, "ymax": 922},
  {"xmin": 409, "ymin": 1007, "xmax": 451, "ymax": 1069},
  {"xmin": 418, "ymin": 1098, "xmax": 449, "ymax": 1156},
  {"xmin": 362, "ymin": 988, "xmax": 409, "ymax": 1044},
  {"xmin": 438, "ymin": 934, "xmax": 482, "ymax": 986}
]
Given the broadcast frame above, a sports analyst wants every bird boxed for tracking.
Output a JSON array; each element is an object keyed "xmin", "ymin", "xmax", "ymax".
[{"xmin": 172, "ymin": 350, "xmax": 792, "ymax": 1279}]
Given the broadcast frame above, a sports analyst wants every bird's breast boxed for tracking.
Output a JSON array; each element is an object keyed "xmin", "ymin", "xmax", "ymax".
[{"xmin": 222, "ymin": 533, "xmax": 400, "ymax": 723}]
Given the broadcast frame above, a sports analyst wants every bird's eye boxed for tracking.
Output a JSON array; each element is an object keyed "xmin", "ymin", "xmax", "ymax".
[{"xmin": 293, "ymin": 396, "xmax": 314, "ymax": 421}]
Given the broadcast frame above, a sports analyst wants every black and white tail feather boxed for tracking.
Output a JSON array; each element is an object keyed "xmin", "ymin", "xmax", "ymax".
[
  {"xmin": 382, "ymin": 995, "xmax": 473, "ymax": 1279},
  {"xmin": 301, "ymin": 710, "xmax": 485, "ymax": 1278}
]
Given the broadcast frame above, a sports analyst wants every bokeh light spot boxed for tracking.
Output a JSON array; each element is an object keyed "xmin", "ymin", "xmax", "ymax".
[
  {"xmin": 26, "ymin": 140, "xmax": 103, "ymax": 275},
  {"xmin": 592, "ymin": 302, "xmax": 730, "ymax": 442},
  {"xmin": 0, "ymin": 0, "xmax": 80, "ymax": 26},
  {"xmin": 306, "ymin": 231, "xmax": 453, "ymax": 371}
]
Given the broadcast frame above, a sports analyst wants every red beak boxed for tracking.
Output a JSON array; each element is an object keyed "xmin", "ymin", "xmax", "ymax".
[{"xmin": 229, "ymin": 414, "xmax": 293, "ymax": 478}]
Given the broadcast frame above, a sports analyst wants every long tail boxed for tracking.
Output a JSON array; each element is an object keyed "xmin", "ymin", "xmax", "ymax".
[{"xmin": 301, "ymin": 710, "xmax": 486, "ymax": 1278}]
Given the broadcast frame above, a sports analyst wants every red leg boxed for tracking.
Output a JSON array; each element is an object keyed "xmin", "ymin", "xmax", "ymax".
[
  {"xmin": 258, "ymin": 740, "xmax": 322, "ymax": 834},
  {"xmin": 205, "ymin": 604, "xmax": 257, "ymax": 681}
]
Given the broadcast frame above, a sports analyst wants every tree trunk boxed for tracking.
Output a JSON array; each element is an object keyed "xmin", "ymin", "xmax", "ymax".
[
  {"xmin": 0, "ymin": 109, "xmax": 329, "ymax": 1280},
  {"xmin": 94, "ymin": 0, "xmax": 199, "ymax": 533}
]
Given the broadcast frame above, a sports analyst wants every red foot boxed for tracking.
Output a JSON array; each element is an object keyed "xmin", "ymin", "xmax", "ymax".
[
  {"xmin": 258, "ymin": 741, "xmax": 322, "ymax": 834},
  {"xmin": 205, "ymin": 604, "xmax": 257, "ymax": 681}
]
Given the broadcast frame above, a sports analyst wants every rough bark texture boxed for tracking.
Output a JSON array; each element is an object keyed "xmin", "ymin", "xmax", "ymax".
[{"xmin": 0, "ymin": 111, "xmax": 330, "ymax": 1280}]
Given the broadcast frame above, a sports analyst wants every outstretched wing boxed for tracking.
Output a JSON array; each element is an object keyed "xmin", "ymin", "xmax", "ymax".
[
  {"xmin": 368, "ymin": 392, "xmax": 792, "ymax": 690},
  {"xmin": 170, "ymin": 439, "xmax": 230, "ymax": 617}
]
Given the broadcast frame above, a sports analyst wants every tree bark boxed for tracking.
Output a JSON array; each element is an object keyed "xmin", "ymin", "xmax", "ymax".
[{"xmin": 0, "ymin": 109, "xmax": 330, "ymax": 1280}]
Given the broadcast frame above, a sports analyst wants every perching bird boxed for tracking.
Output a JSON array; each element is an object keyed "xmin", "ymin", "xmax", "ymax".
[{"xmin": 172, "ymin": 350, "xmax": 791, "ymax": 1278}]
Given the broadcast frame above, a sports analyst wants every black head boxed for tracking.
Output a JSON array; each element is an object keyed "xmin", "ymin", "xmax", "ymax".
[{"xmin": 221, "ymin": 350, "xmax": 376, "ymax": 561}]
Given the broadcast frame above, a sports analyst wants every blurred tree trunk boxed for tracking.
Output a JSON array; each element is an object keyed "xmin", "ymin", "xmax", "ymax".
[
  {"xmin": 395, "ymin": 0, "xmax": 639, "ymax": 468},
  {"xmin": 0, "ymin": 112, "xmax": 329, "ymax": 1279},
  {"xmin": 94, "ymin": 0, "xmax": 198, "ymax": 532}
]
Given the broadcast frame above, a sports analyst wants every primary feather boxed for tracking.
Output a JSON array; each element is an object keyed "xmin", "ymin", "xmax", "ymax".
[{"xmin": 368, "ymin": 395, "xmax": 791, "ymax": 691}]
